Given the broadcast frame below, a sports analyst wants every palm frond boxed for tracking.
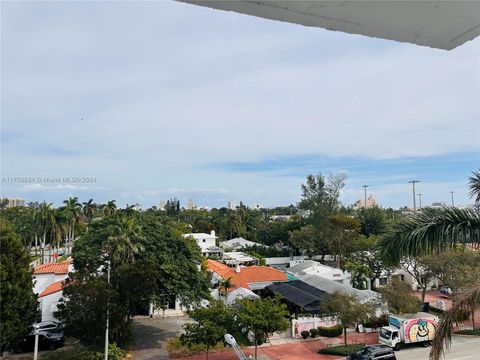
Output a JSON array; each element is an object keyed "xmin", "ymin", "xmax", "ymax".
[
  {"xmin": 469, "ymin": 170, "xmax": 480, "ymax": 205},
  {"xmin": 430, "ymin": 283, "xmax": 480, "ymax": 360},
  {"xmin": 382, "ymin": 207, "xmax": 480, "ymax": 261}
]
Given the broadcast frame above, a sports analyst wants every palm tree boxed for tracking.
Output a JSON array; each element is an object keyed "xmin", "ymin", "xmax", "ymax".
[
  {"xmin": 35, "ymin": 202, "xmax": 56, "ymax": 264},
  {"xmin": 63, "ymin": 197, "xmax": 82, "ymax": 255},
  {"xmin": 82, "ymin": 199, "xmax": 96, "ymax": 222},
  {"xmin": 123, "ymin": 204, "xmax": 136, "ymax": 218},
  {"xmin": 382, "ymin": 171, "xmax": 480, "ymax": 360},
  {"xmin": 218, "ymin": 277, "xmax": 234, "ymax": 300},
  {"xmin": 102, "ymin": 200, "xmax": 117, "ymax": 216},
  {"xmin": 469, "ymin": 170, "xmax": 480, "ymax": 205},
  {"xmin": 105, "ymin": 217, "xmax": 144, "ymax": 267}
]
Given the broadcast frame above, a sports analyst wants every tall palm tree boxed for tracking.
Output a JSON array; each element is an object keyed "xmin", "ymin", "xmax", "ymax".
[
  {"xmin": 63, "ymin": 197, "xmax": 82, "ymax": 255},
  {"xmin": 382, "ymin": 171, "xmax": 480, "ymax": 360},
  {"xmin": 36, "ymin": 202, "xmax": 56, "ymax": 264},
  {"xmin": 102, "ymin": 200, "xmax": 117, "ymax": 216},
  {"xmin": 82, "ymin": 199, "xmax": 96, "ymax": 222}
]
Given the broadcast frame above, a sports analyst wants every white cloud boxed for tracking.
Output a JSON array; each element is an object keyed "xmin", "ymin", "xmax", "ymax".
[{"xmin": 1, "ymin": 1, "xmax": 478, "ymax": 208}]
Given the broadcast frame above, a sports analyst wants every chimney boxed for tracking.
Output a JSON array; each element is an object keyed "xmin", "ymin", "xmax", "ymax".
[
  {"xmin": 235, "ymin": 265, "xmax": 241, "ymax": 273},
  {"xmin": 211, "ymin": 230, "xmax": 216, "ymax": 237}
]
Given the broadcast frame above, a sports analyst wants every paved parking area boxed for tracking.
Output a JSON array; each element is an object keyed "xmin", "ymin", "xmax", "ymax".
[{"xmin": 131, "ymin": 316, "xmax": 190, "ymax": 360}]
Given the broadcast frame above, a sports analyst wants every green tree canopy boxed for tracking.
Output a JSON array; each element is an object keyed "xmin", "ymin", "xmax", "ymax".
[
  {"xmin": 379, "ymin": 278, "xmax": 420, "ymax": 315},
  {"xmin": 0, "ymin": 220, "xmax": 38, "ymax": 353},
  {"xmin": 180, "ymin": 300, "xmax": 234, "ymax": 359},
  {"xmin": 236, "ymin": 297, "xmax": 290, "ymax": 360},
  {"xmin": 320, "ymin": 291, "xmax": 374, "ymax": 346}
]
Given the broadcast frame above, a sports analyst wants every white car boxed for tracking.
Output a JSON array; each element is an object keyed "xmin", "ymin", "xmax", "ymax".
[{"xmin": 440, "ymin": 286, "xmax": 452, "ymax": 295}]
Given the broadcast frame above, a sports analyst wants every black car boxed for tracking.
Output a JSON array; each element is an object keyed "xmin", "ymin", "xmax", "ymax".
[
  {"xmin": 18, "ymin": 329, "xmax": 65, "ymax": 352},
  {"xmin": 347, "ymin": 345, "xmax": 397, "ymax": 360}
]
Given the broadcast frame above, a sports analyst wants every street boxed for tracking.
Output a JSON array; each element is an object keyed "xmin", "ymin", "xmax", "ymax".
[{"xmin": 396, "ymin": 337, "xmax": 480, "ymax": 360}]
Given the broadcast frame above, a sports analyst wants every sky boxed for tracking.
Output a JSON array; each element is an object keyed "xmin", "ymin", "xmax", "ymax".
[{"xmin": 1, "ymin": 1, "xmax": 479, "ymax": 209}]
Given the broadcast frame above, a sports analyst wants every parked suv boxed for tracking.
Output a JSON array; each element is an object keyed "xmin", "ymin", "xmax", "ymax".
[{"xmin": 347, "ymin": 345, "xmax": 397, "ymax": 360}]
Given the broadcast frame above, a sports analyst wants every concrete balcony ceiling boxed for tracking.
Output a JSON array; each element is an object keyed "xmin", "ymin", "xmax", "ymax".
[{"xmin": 179, "ymin": 0, "xmax": 480, "ymax": 50}]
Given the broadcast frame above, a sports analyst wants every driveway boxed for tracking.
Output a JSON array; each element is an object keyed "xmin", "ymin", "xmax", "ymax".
[{"xmin": 131, "ymin": 316, "xmax": 189, "ymax": 360}]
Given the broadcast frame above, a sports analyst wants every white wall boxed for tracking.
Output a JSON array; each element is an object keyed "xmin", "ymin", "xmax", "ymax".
[{"xmin": 40, "ymin": 291, "xmax": 63, "ymax": 322}]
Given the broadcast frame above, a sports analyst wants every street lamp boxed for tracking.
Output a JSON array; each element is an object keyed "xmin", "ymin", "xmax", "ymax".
[
  {"xmin": 409, "ymin": 180, "xmax": 420, "ymax": 211},
  {"xmin": 362, "ymin": 185, "xmax": 369, "ymax": 209},
  {"xmin": 33, "ymin": 323, "xmax": 40, "ymax": 360},
  {"xmin": 450, "ymin": 191, "xmax": 455, "ymax": 206},
  {"xmin": 417, "ymin": 193, "xmax": 423, "ymax": 209},
  {"xmin": 105, "ymin": 260, "xmax": 111, "ymax": 360}
]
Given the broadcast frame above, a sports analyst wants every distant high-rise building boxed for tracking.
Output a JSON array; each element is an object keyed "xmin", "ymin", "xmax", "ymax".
[
  {"xmin": 355, "ymin": 195, "xmax": 376, "ymax": 209},
  {"xmin": 1, "ymin": 197, "xmax": 26, "ymax": 208},
  {"xmin": 228, "ymin": 200, "xmax": 239, "ymax": 210},
  {"xmin": 159, "ymin": 201, "xmax": 167, "ymax": 211},
  {"xmin": 186, "ymin": 199, "xmax": 195, "ymax": 210}
]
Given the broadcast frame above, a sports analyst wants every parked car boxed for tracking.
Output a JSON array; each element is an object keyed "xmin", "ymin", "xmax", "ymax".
[
  {"xmin": 18, "ymin": 329, "xmax": 65, "ymax": 352},
  {"xmin": 440, "ymin": 286, "xmax": 452, "ymax": 295},
  {"xmin": 347, "ymin": 345, "xmax": 397, "ymax": 360}
]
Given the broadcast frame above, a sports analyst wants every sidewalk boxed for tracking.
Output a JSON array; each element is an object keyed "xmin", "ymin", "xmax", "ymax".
[{"xmin": 174, "ymin": 332, "xmax": 379, "ymax": 360}]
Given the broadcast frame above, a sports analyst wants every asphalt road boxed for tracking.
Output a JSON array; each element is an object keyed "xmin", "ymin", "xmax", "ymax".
[{"xmin": 396, "ymin": 337, "xmax": 480, "ymax": 360}]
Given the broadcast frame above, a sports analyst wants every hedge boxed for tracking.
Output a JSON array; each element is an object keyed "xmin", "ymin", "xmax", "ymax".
[
  {"xmin": 318, "ymin": 343, "xmax": 365, "ymax": 356},
  {"xmin": 318, "ymin": 324, "xmax": 343, "ymax": 338},
  {"xmin": 454, "ymin": 329, "xmax": 480, "ymax": 336}
]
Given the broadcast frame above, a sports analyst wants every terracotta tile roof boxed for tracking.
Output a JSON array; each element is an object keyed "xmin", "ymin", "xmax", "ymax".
[
  {"xmin": 39, "ymin": 280, "xmax": 65, "ymax": 298},
  {"xmin": 206, "ymin": 260, "xmax": 287, "ymax": 290},
  {"xmin": 34, "ymin": 262, "xmax": 70, "ymax": 275},
  {"xmin": 206, "ymin": 259, "xmax": 233, "ymax": 277}
]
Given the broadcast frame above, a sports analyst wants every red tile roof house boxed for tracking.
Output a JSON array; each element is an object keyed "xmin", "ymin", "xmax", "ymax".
[
  {"xmin": 206, "ymin": 259, "xmax": 288, "ymax": 295},
  {"xmin": 33, "ymin": 259, "xmax": 74, "ymax": 322}
]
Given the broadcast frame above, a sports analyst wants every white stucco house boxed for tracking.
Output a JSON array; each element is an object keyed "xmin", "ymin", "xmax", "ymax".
[
  {"xmin": 220, "ymin": 237, "xmax": 267, "ymax": 250},
  {"xmin": 183, "ymin": 230, "xmax": 222, "ymax": 257},
  {"xmin": 287, "ymin": 260, "xmax": 352, "ymax": 286},
  {"xmin": 33, "ymin": 260, "xmax": 73, "ymax": 322}
]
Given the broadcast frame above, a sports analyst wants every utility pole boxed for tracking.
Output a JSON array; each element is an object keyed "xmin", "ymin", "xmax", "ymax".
[
  {"xmin": 33, "ymin": 323, "xmax": 39, "ymax": 360},
  {"xmin": 105, "ymin": 260, "xmax": 111, "ymax": 360},
  {"xmin": 409, "ymin": 180, "xmax": 420, "ymax": 211},
  {"xmin": 362, "ymin": 185, "xmax": 369, "ymax": 209},
  {"xmin": 417, "ymin": 193, "xmax": 423, "ymax": 209},
  {"xmin": 450, "ymin": 191, "xmax": 455, "ymax": 206}
]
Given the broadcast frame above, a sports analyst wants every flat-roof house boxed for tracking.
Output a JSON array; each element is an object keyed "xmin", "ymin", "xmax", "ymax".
[{"xmin": 183, "ymin": 231, "xmax": 221, "ymax": 257}]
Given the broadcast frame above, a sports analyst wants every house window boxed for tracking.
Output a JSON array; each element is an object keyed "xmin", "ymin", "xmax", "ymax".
[
  {"xmin": 379, "ymin": 278, "xmax": 388, "ymax": 286},
  {"xmin": 203, "ymin": 239, "xmax": 206, "ymax": 242},
  {"xmin": 400, "ymin": 275, "xmax": 405, "ymax": 281}
]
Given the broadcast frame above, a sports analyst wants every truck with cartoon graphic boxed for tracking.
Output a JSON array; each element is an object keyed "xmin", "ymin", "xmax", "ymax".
[{"xmin": 378, "ymin": 312, "xmax": 438, "ymax": 350}]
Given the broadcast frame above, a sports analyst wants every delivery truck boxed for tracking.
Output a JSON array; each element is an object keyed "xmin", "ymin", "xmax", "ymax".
[{"xmin": 378, "ymin": 312, "xmax": 438, "ymax": 350}]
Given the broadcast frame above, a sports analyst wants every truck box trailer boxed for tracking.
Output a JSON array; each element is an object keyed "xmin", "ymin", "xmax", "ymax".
[{"xmin": 378, "ymin": 312, "xmax": 438, "ymax": 350}]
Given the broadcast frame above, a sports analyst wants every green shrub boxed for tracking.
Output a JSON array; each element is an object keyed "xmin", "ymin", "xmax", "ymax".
[
  {"xmin": 454, "ymin": 329, "xmax": 480, "ymax": 336},
  {"xmin": 318, "ymin": 343, "xmax": 365, "ymax": 356},
  {"xmin": 364, "ymin": 314, "xmax": 388, "ymax": 329},
  {"xmin": 310, "ymin": 328, "xmax": 319, "ymax": 338},
  {"xmin": 301, "ymin": 330, "xmax": 310, "ymax": 339},
  {"xmin": 45, "ymin": 344, "xmax": 125, "ymax": 360},
  {"xmin": 318, "ymin": 324, "xmax": 343, "ymax": 337}
]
